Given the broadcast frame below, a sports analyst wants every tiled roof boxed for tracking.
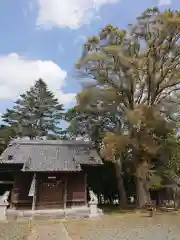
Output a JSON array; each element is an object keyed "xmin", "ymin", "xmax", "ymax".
[{"xmin": 0, "ymin": 140, "xmax": 102, "ymax": 171}]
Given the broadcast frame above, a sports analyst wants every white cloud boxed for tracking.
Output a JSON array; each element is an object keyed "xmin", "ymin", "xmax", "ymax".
[
  {"xmin": 36, "ymin": 0, "xmax": 119, "ymax": 29},
  {"xmin": 158, "ymin": 0, "xmax": 171, "ymax": 6},
  {"xmin": 0, "ymin": 53, "xmax": 76, "ymax": 105}
]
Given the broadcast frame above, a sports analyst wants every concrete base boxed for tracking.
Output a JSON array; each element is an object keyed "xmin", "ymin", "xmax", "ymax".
[
  {"xmin": 0, "ymin": 204, "xmax": 8, "ymax": 221},
  {"xmin": 89, "ymin": 203, "xmax": 98, "ymax": 218},
  {"xmin": 89, "ymin": 203, "xmax": 103, "ymax": 219},
  {"xmin": 7, "ymin": 206, "xmax": 90, "ymax": 221},
  {"xmin": 6, "ymin": 205, "xmax": 104, "ymax": 221}
]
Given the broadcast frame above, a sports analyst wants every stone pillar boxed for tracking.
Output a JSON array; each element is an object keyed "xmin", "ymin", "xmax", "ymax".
[
  {"xmin": 89, "ymin": 201, "xmax": 98, "ymax": 218},
  {"xmin": 0, "ymin": 202, "xmax": 9, "ymax": 220},
  {"xmin": 89, "ymin": 189, "xmax": 99, "ymax": 218},
  {"xmin": 0, "ymin": 191, "xmax": 10, "ymax": 220}
]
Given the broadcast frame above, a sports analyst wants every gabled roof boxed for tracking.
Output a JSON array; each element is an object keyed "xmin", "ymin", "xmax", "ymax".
[{"xmin": 0, "ymin": 140, "xmax": 102, "ymax": 172}]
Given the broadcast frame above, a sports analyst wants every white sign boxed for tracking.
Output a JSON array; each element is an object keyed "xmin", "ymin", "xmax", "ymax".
[{"xmin": 28, "ymin": 173, "xmax": 36, "ymax": 197}]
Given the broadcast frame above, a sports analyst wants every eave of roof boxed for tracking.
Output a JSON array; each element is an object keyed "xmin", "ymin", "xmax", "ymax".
[{"xmin": 0, "ymin": 139, "xmax": 103, "ymax": 171}]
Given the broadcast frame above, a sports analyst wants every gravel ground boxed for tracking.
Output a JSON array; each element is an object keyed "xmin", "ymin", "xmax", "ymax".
[
  {"xmin": 27, "ymin": 222, "xmax": 71, "ymax": 240},
  {"xmin": 0, "ymin": 221, "xmax": 31, "ymax": 240},
  {"xmin": 1, "ymin": 212, "xmax": 180, "ymax": 239},
  {"xmin": 0, "ymin": 220, "xmax": 71, "ymax": 240},
  {"xmin": 64, "ymin": 212, "xmax": 180, "ymax": 240}
]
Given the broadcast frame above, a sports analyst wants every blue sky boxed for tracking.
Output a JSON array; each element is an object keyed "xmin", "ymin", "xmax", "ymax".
[{"xmin": 0, "ymin": 0, "xmax": 178, "ymax": 123}]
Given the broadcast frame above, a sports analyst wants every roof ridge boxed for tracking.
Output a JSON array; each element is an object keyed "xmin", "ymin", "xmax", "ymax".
[{"xmin": 9, "ymin": 139, "xmax": 91, "ymax": 146}]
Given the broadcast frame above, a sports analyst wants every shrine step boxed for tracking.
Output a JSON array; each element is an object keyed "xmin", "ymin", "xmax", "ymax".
[{"xmin": 6, "ymin": 206, "xmax": 90, "ymax": 221}]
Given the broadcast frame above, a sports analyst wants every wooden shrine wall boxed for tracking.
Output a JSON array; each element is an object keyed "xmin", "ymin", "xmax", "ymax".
[
  {"xmin": 11, "ymin": 171, "xmax": 87, "ymax": 209},
  {"xmin": 67, "ymin": 172, "xmax": 86, "ymax": 207},
  {"xmin": 11, "ymin": 172, "xmax": 33, "ymax": 209},
  {"xmin": 36, "ymin": 172, "xmax": 87, "ymax": 209}
]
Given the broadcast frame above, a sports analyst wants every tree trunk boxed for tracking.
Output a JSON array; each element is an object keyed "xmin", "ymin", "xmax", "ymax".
[
  {"xmin": 135, "ymin": 161, "xmax": 151, "ymax": 208},
  {"xmin": 136, "ymin": 177, "xmax": 151, "ymax": 208},
  {"xmin": 114, "ymin": 160, "xmax": 127, "ymax": 208}
]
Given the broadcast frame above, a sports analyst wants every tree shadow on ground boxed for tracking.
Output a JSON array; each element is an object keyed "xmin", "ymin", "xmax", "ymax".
[
  {"xmin": 99, "ymin": 204, "xmax": 137, "ymax": 215},
  {"xmin": 100, "ymin": 204, "xmax": 180, "ymax": 217}
]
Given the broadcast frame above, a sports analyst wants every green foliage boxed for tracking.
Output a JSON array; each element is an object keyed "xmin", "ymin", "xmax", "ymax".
[
  {"xmin": 2, "ymin": 79, "xmax": 64, "ymax": 139},
  {"xmin": 70, "ymin": 8, "xmax": 180, "ymax": 206},
  {"xmin": 0, "ymin": 125, "xmax": 16, "ymax": 154},
  {"xmin": 76, "ymin": 7, "xmax": 180, "ymax": 159}
]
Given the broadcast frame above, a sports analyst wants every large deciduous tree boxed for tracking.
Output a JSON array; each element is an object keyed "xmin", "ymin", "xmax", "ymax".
[
  {"xmin": 2, "ymin": 79, "xmax": 64, "ymax": 139},
  {"xmin": 66, "ymin": 105, "xmax": 128, "ymax": 207},
  {"xmin": 74, "ymin": 8, "xmax": 180, "ymax": 207}
]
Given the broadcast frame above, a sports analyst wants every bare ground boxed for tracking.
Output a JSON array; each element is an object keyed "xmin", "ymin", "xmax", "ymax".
[
  {"xmin": 64, "ymin": 212, "xmax": 180, "ymax": 240},
  {"xmin": 0, "ymin": 221, "xmax": 31, "ymax": 240},
  {"xmin": 1, "ymin": 212, "xmax": 180, "ymax": 239}
]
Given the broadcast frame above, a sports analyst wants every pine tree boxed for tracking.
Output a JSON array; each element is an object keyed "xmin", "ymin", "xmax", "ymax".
[
  {"xmin": 3, "ymin": 79, "xmax": 64, "ymax": 139},
  {"xmin": 0, "ymin": 125, "xmax": 16, "ymax": 153}
]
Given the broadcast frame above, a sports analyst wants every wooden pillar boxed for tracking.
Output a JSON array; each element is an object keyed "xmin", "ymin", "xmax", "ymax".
[
  {"xmin": 31, "ymin": 173, "xmax": 37, "ymax": 211},
  {"xmin": 84, "ymin": 173, "xmax": 87, "ymax": 205},
  {"xmin": 11, "ymin": 174, "xmax": 20, "ymax": 209},
  {"xmin": 64, "ymin": 175, "xmax": 67, "ymax": 209}
]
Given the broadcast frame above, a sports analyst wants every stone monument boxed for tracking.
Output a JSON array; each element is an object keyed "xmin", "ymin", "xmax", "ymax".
[
  {"xmin": 89, "ymin": 189, "xmax": 99, "ymax": 218},
  {"xmin": 0, "ymin": 191, "xmax": 10, "ymax": 221}
]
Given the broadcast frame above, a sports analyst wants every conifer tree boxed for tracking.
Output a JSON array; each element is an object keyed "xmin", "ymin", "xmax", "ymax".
[{"xmin": 3, "ymin": 79, "xmax": 64, "ymax": 139}]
